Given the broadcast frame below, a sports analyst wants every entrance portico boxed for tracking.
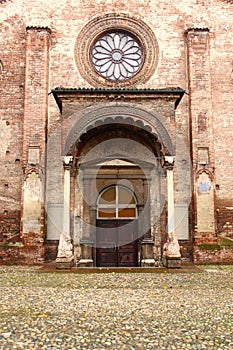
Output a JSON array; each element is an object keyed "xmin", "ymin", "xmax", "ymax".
[{"xmin": 49, "ymin": 88, "xmax": 186, "ymax": 268}]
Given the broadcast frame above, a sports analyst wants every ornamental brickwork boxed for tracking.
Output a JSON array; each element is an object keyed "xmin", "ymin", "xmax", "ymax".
[{"xmin": 0, "ymin": 0, "xmax": 233, "ymax": 264}]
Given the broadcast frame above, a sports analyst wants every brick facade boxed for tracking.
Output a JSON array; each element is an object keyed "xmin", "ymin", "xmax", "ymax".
[{"xmin": 0, "ymin": 0, "xmax": 233, "ymax": 265}]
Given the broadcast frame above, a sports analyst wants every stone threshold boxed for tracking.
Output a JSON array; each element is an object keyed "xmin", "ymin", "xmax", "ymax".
[{"xmin": 38, "ymin": 262, "xmax": 200, "ymax": 273}]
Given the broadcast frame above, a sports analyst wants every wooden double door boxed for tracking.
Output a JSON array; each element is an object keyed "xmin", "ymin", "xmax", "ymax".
[{"xmin": 96, "ymin": 220, "xmax": 138, "ymax": 267}]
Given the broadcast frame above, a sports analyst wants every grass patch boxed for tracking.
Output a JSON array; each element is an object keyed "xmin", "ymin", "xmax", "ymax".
[
  {"xmin": 198, "ymin": 244, "xmax": 221, "ymax": 251},
  {"xmin": 198, "ymin": 238, "xmax": 233, "ymax": 251},
  {"xmin": 218, "ymin": 237, "xmax": 233, "ymax": 246}
]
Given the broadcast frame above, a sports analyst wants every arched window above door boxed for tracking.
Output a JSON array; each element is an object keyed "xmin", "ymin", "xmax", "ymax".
[{"xmin": 97, "ymin": 185, "xmax": 137, "ymax": 219}]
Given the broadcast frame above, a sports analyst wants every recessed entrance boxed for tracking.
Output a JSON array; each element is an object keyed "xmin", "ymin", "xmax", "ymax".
[{"xmin": 96, "ymin": 185, "xmax": 138, "ymax": 267}]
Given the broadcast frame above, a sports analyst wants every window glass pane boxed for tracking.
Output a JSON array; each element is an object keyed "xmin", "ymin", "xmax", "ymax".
[
  {"xmin": 99, "ymin": 187, "xmax": 116, "ymax": 204},
  {"xmin": 118, "ymin": 187, "xmax": 135, "ymax": 205},
  {"xmin": 98, "ymin": 208, "xmax": 116, "ymax": 218},
  {"xmin": 118, "ymin": 208, "xmax": 136, "ymax": 218}
]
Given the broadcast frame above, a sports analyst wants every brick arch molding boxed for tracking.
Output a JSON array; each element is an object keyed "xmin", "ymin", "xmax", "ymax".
[{"xmin": 64, "ymin": 104, "xmax": 173, "ymax": 156}]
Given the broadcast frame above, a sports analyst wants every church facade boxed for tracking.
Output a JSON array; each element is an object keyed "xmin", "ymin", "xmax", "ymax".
[{"xmin": 0, "ymin": 0, "xmax": 233, "ymax": 266}]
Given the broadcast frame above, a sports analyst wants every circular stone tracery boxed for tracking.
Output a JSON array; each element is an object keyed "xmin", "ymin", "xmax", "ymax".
[
  {"xmin": 91, "ymin": 31, "xmax": 143, "ymax": 81},
  {"xmin": 75, "ymin": 14, "xmax": 159, "ymax": 87}
]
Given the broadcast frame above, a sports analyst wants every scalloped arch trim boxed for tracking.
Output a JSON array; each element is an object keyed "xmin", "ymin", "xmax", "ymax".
[{"xmin": 64, "ymin": 104, "xmax": 173, "ymax": 156}]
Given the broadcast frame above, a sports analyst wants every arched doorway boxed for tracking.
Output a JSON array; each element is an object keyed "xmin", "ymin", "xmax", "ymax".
[
  {"xmin": 74, "ymin": 125, "xmax": 164, "ymax": 268},
  {"xmin": 48, "ymin": 89, "xmax": 188, "ymax": 268},
  {"xmin": 96, "ymin": 185, "xmax": 138, "ymax": 267}
]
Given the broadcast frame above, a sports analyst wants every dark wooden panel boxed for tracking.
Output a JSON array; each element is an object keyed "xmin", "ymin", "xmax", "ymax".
[
  {"xmin": 96, "ymin": 221, "xmax": 117, "ymax": 267},
  {"xmin": 117, "ymin": 220, "xmax": 138, "ymax": 267},
  {"xmin": 96, "ymin": 220, "xmax": 138, "ymax": 267}
]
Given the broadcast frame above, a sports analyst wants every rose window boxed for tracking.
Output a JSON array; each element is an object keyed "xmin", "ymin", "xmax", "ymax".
[{"xmin": 91, "ymin": 31, "xmax": 143, "ymax": 81}]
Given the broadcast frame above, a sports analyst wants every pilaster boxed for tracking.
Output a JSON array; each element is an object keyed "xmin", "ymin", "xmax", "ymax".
[
  {"xmin": 21, "ymin": 27, "xmax": 51, "ymax": 249},
  {"xmin": 186, "ymin": 28, "xmax": 216, "ymax": 242}
]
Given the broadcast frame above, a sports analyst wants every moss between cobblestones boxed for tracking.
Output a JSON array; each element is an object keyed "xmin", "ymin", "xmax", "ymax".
[{"xmin": 218, "ymin": 237, "xmax": 233, "ymax": 246}]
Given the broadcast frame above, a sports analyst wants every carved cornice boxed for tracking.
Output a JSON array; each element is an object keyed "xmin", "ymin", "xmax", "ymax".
[
  {"xmin": 26, "ymin": 26, "xmax": 51, "ymax": 34},
  {"xmin": 51, "ymin": 87, "xmax": 185, "ymax": 113},
  {"xmin": 185, "ymin": 27, "xmax": 210, "ymax": 34}
]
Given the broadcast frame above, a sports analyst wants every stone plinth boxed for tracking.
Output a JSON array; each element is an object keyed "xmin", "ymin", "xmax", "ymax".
[
  {"xmin": 56, "ymin": 256, "xmax": 74, "ymax": 269},
  {"xmin": 141, "ymin": 259, "xmax": 156, "ymax": 267},
  {"xmin": 79, "ymin": 239, "xmax": 93, "ymax": 267},
  {"xmin": 163, "ymin": 256, "xmax": 181, "ymax": 268},
  {"xmin": 56, "ymin": 231, "xmax": 74, "ymax": 269},
  {"xmin": 78, "ymin": 259, "xmax": 94, "ymax": 267},
  {"xmin": 141, "ymin": 238, "xmax": 155, "ymax": 267},
  {"xmin": 163, "ymin": 233, "xmax": 181, "ymax": 268}
]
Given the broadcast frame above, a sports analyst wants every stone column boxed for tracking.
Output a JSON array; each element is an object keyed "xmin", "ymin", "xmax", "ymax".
[
  {"xmin": 166, "ymin": 157, "xmax": 175, "ymax": 236},
  {"xmin": 163, "ymin": 156, "xmax": 181, "ymax": 268},
  {"xmin": 73, "ymin": 203, "xmax": 83, "ymax": 264},
  {"xmin": 141, "ymin": 179, "xmax": 155, "ymax": 267},
  {"xmin": 151, "ymin": 166, "xmax": 163, "ymax": 266},
  {"xmin": 63, "ymin": 158, "xmax": 72, "ymax": 238},
  {"xmin": 78, "ymin": 175, "xmax": 94, "ymax": 267},
  {"xmin": 56, "ymin": 156, "xmax": 74, "ymax": 269}
]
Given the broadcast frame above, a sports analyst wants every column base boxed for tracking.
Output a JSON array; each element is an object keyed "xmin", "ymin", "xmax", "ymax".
[
  {"xmin": 141, "ymin": 259, "xmax": 155, "ymax": 267},
  {"xmin": 56, "ymin": 256, "xmax": 74, "ymax": 269},
  {"xmin": 163, "ymin": 256, "xmax": 181, "ymax": 268},
  {"xmin": 78, "ymin": 259, "xmax": 94, "ymax": 267},
  {"xmin": 80, "ymin": 238, "xmax": 93, "ymax": 263},
  {"xmin": 141, "ymin": 237, "xmax": 154, "ymax": 263}
]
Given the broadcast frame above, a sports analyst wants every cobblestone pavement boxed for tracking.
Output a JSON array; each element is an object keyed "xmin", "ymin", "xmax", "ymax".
[{"xmin": 0, "ymin": 265, "xmax": 233, "ymax": 350}]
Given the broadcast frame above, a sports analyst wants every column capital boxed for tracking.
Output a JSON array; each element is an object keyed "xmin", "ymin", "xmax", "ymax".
[
  {"xmin": 164, "ymin": 156, "xmax": 175, "ymax": 170},
  {"xmin": 63, "ymin": 156, "xmax": 73, "ymax": 168}
]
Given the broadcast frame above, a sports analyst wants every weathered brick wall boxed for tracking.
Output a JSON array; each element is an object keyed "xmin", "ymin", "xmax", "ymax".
[
  {"xmin": 194, "ymin": 246, "xmax": 233, "ymax": 265},
  {"xmin": 217, "ymin": 201, "xmax": 233, "ymax": 238},
  {"xmin": 0, "ymin": 15, "xmax": 25, "ymax": 242},
  {"xmin": 0, "ymin": 0, "xmax": 233, "ymax": 263},
  {"xmin": 207, "ymin": 3, "xmax": 233, "ymax": 236},
  {"xmin": 0, "ymin": 245, "xmax": 45, "ymax": 265},
  {"xmin": 0, "ymin": 211, "xmax": 20, "ymax": 243}
]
